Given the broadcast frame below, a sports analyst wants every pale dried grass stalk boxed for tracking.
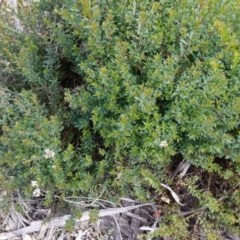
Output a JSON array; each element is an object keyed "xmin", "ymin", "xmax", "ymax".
[{"xmin": 0, "ymin": 203, "xmax": 153, "ymax": 239}]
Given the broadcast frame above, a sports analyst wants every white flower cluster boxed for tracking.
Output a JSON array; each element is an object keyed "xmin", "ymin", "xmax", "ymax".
[
  {"xmin": 159, "ymin": 140, "xmax": 168, "ymax": 148},
  {"xmin": 31, "ymin": 181, "xmax": 41, "ymax": 197},
  {"xmin": 44, "ymin": 149, "xmax": 55, "ymax": 159},
  {"xmin": 31, "ymin": 181, "xmax": 38, "ymax": 188}
]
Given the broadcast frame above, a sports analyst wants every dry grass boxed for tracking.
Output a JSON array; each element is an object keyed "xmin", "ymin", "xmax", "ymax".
[
  {"xmin": 0, "ymin": 191, "xmax": 159, "ymax": 240},
  {"xmin": 1, "ymin": 161, "xmax": 239, "ymax": 240}
]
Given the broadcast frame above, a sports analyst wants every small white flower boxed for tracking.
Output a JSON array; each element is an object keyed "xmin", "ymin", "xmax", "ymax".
[
  {"xmin": 31, "ymin": 181, "xmax": 39, "ymax": 188},
  {"xmin": 52, "ymin": 165, "xmax": 56, "ymax": 169},
  {"xmin": 33, "ymin": 188, "xmax": 41, "ymax": 197},
  {"xmin": 159, "ymin": 140, "xmax": 168, "ymax": 148},
  {"xmin": 44, "ymin": 149, "xmax": 55, "ymax": 159}
]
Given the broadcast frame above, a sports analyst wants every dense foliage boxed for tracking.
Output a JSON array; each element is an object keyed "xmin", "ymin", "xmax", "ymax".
[{"xmin": 0, "ymin": 0, "xmax": 240, "ymax": 238}]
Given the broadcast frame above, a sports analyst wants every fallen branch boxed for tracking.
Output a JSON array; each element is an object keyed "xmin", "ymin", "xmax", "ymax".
[{"xmin": 0, "ymin": 203, "xmax": 153, "ymax": 240}]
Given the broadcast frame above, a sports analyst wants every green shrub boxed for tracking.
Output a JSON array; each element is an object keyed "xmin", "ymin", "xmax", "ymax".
[{"xmin": 1, "ymin": 0, "xmax": 240, "ymax": 238}]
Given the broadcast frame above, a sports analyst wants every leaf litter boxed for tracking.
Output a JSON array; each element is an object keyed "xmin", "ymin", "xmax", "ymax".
[{"xmin": 0, "ymin": 160, "xmax": 240, "ymax": 240}]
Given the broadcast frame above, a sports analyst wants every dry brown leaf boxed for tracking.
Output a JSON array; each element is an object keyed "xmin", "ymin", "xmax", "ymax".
[{"xmin": 152, "ymin": 209, "xmax": 162, "ymax": 219}]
